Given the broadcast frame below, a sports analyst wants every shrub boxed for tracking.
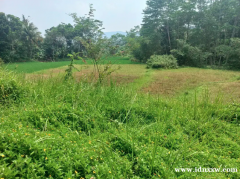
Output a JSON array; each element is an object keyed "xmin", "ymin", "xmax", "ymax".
[
  {"xmin": 146, "ymin": 55, "xmax": 178, "ymax": 69},
  {"xmin": 0, "ymin": 58, "xmax": 4, "ymax": 66},
  {"xmin": 0, "ymin": 69, "xmax": 26, "ymax": 104}
]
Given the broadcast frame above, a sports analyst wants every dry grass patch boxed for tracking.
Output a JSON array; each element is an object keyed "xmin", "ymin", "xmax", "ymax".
[
  {"xmin": 27, "ymin": 64, "xmax": 145, "ymax": 85},
  {"xmin": 143, "ymin": 68, "xmax": 240, "ymax": 96},
  {"xmin": 74, "ymin": 70, "xmax": 139, "ymax": 85},
  {"xmin": 109, "ymin": 74, "xmax": 139, "ymax": 85},
  {"xmin": 208, "ymin": 80, "xmax": 240, "ymax": 103},
  {"xmin": 109, "ymin": 64, "xmax": 146, "ymax": 85}
]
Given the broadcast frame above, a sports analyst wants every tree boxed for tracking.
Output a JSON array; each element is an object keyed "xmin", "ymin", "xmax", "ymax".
[
  {"xmin": 136, "ymin": 0, "xmax": 240, "ymax": 68},
  {"xmin": 228, "ymin": 38, "xmax": 240, "ymax": 69},
  {"xmin": 70, "ymin": 4, "xmax": 104, "ymax": 43},
  {"xmin": 108, "ymin": 33, "xmax": 127, "ymax": 55},
  {"xmin": 125, "ymin": 26, "xmax": 144, "ymax": 61},
  {"xmin": 142, "ymin": 0, "xmax": 177, "ymax": 52},
  {"xmin": 0, "ymin": 13, "xmax": 25, "ymax": 62},
  {"xmin": 22, "ymin": 15, "xmax": 42, "ymax": 60},
  {"xmin": 67, "ymin": 5, "xmax": 120, "ymax": 83}
]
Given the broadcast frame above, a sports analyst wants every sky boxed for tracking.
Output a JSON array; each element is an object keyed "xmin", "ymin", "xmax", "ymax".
[{"xmin": 0, "ymin": 0, "xmax": 147, "ymax": 35}]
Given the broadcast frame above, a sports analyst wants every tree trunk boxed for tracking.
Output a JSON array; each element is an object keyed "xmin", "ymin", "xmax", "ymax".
[
  {"xmin": 186, "ymin": 22, "xmax": 190, "ymax": 42},
  {"xmin": 166, "ymin": 19, "xmax": 171, "ymax": 51},
  {"xmin": 52, "ymin": 47, "xmax": 54, "ymax": 61},
  {"xmin": 231, "ymin": 17, "xmax": 238, "ymax": 38},
  {"xmin": 30, "ymin": 45, "xmax": 33, "ymax": 59},
  {"xmin": 219, "ymin": 56, "xmax": 221, "ymax": 67}
]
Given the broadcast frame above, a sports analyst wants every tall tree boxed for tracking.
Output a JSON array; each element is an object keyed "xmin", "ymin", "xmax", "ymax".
[
  {"xmin": 44, "ymin": 23, "xmax": 74, "ymax": 60},
  {"xmin": 22, "ymin": 15, "xmax": 42, "ymax": 59},
  {"xmin": 0, "ymin": 13, "xmax": 25, "ymax": 62},
  {"xmin": 70, "ymin": 4, "xmax": 104, "ymax": 43},
  {"xmin": 135, "ymin": 0, "xmax": 240, "ymax": 68}
]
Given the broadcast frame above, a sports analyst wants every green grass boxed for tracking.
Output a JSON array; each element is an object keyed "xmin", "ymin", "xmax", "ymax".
[
  {"xmin": 4, "ymin": 56, "xmax": 140, "ymax": 73},
  {"xmin": 0, "ymin": 68, "xmax": 240, "ymax": 178}
]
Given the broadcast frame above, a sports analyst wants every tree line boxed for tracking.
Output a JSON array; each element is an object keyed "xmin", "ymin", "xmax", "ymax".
[
  {"xmin": 0, "ymin": 5, "xmax": 134, "ymax": 64},
  {"xmin": 0, "ymin": 5, "xmax": 102, "ymax": 63},
  {"xmin": 0, "ymin": 0, "xmax": 240, "ymax": 69},
  {"xmin": 131, "ymin": 0, "xmax": 240, "ymax": 69}
]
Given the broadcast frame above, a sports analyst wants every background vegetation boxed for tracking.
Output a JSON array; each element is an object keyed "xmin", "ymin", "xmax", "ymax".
[{"xmin": 1, "ymin": 0, "xmax": 240, "ymax": 70}]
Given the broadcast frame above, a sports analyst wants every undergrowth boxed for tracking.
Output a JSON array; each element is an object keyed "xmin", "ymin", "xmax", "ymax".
[{"xmin": 0, "ymin": 68, "xmax": 239, "ymax": 178}]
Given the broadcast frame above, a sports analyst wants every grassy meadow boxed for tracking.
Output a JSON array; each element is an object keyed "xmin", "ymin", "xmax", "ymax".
[
  {"xmin": 4, "ymin": 57, "xmax": 140, "ymax": 73},
  {"xmin": 1, "ymin": 58, "xmax": 240, "ymax": 178}
]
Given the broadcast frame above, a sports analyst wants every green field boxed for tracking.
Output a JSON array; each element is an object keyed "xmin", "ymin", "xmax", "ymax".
[
  {"xmin": 0, "ymin": 63, "xmax": 240, "ymax": 178},
  {"xmin": 4, "ymin": 56, "xmax": 140, "ymax": 73}
]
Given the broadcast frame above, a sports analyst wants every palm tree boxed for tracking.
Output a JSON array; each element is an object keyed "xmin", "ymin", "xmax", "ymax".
[{"xmin": 22, "ymin": 15, "xmax": 42, "ymax": 59}]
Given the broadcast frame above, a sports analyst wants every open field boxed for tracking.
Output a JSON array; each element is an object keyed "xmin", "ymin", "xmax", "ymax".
[
  {"xmin": 4, "ymin": 57, "xmax": 140, "ymax": 73},
  {"xmin": 26, "ymin": 63, "xmax": 240, "ymax": 102},
  {"xmin": 1, "ymin": 63, "xmax": 240, "ymax": 178}
]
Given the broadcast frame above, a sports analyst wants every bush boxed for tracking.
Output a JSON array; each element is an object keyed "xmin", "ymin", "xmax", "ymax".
[
  {"xmin": 0, "ymin": 58, "xmax": 4, "ymax": 66},
  {"xmin": 146, "ymin": 55, "xmax": 178, "ymax": 69},
  {"xmin": 0, "ymin": 69, "xmax": 26, "ymax": 104}
]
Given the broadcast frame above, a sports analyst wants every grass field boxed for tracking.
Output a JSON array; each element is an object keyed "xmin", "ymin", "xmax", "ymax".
[
  {"xmin": 4, "ymin": 56, "xmax": 140, "ymax": 73},
  {"xmin": 1, "ymin": 61, "xmax": 240, "ymax": 178},
  {"xmin": 27, "ymin": 63, "xmax": 240, "ymax": 103}
]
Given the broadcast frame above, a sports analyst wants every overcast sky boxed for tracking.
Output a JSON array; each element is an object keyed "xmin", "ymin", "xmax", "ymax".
[{"xmin": 0, "ymin": 0, "xmax": 147, "ymax": 35}]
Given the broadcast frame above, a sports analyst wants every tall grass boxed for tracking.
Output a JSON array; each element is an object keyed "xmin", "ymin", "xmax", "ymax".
[{"xmin": 0, "ymin": 68, "xmax": 240, "ymax": 178}]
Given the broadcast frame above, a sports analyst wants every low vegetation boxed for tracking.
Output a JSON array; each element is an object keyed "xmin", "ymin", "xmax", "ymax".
[
  {"xmin": 0, "ymin": 58, "xmax": 4, "ymax": 66},
  {"xmin": 146, "ymin": 55, "xmax": 178, "ymax": 69},
  {"xmin": 0, "ymin": 67, "xmax": 240, "ymax": 178},
  {"xmin": 4, "ymin": 57, "xmax": 139, "ymax": 73}
]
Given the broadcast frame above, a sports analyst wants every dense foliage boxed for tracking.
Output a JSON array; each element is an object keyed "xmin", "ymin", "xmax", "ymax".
[
  {"xmin": 0, "ymin": 5, "xmax": 111, "ymax": 63},
  {"xmin": 133, "ymin": 0, "xmax": 240, "ymax": 69},
  {"xmin": 0, "ymin": 13, "xmax": 42, "ymax": 62},
  {"xmin": 146, "ymin": 55, "xmax": 178, "ymax": 69},
  {"xmin": 0, "ymin": 69, "xmax": 27, "ymax": 104},
  {"xmin": 0, "ymin": 58, "xmax": 4, "ymax": 66}
]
